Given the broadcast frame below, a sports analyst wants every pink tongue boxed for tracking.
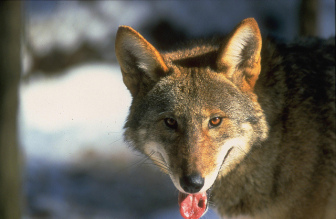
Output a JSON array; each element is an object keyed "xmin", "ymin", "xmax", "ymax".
[{"xmin": 178, "ymin": 191, "xmax": 207, "ymax": 219}]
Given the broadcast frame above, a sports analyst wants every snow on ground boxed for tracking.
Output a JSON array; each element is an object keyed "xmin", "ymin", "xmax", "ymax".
[{"xmin": 19, "ymin": 63, "xmax": 132, "ymax": 163}]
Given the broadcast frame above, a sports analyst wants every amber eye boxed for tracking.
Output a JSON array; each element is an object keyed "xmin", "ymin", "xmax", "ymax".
[
  {"xmin": 209, "ymin": 117, "xmax": 222, "ymax": 128},
  {"xmin": 164, "ymin": 118, "xmax": 178, "ymax": 129}
]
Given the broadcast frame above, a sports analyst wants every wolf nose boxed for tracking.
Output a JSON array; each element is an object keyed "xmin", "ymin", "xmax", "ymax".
[{"xmin": 180, "ymin": 173, "xmax": 204, "ymax": 193}]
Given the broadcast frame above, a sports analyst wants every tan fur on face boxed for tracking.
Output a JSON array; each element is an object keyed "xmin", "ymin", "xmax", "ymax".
[{"xmin": 118, "ymin": 18, "xmax": 268, "ymax": 194}]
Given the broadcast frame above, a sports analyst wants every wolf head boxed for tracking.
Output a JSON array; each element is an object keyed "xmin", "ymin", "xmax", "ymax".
[{"xmin": 115, "ymin": 18, "xmax": 268, "ymax": 218}]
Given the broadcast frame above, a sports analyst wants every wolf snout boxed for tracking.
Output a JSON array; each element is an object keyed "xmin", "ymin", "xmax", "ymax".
[{"xmin": 180, "ymin": 173, "xmax": 205, "ymax": 193}]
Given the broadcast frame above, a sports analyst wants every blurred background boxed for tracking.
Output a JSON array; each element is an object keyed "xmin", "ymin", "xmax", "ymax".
[{"xmin": 3, "ymin": 0, "xmax": 334, "ymax": 218}]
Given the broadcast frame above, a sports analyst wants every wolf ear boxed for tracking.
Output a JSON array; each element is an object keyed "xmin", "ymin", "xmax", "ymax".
[
  {"xmin": 115, "ymin": 26, "xmax": 168, "ymax": 97},
  {"xmin": 217, "ymin": 18, "xmax": 262, "ymax": 91}
]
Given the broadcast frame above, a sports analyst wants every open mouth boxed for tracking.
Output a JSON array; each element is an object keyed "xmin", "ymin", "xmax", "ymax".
[
  {"xmin": 176, "ymin": 147, "xmax": 233, "ymax": 219},
  {"xmin": 178, "ymin": 190, "xmax": 210, "ymax": 219},
  {"xmin": 151, "ymin": 145, "xmax": 234, "ymax": 219}
]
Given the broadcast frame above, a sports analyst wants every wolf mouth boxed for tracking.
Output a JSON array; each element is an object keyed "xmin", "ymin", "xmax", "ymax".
[
  {"xmin": 177, "ymin": 147, "xmax": 234, "ymax": 219},
  {"xmin": 178, "ymin": 189, "xmax": 210, "ymax": 219},
  {"xmin": 153, "ymin": 150, "xmax": 209, "ymax": 219},
  {"xmin": 223, "ymin": 147, "xmax": 234, "ymax": 164},
  {"xmin": 149, "ymin": 142, "xmax": 234, "ymax": 219}
]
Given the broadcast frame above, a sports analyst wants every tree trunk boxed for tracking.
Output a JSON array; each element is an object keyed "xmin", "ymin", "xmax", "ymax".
[
  {"xmin": 0, "ymin": 1, "xmax": 22, "ymax": 219},
  {"xmin": 299, "ymin": 0, "xmax": 319, "ymax": 36}
]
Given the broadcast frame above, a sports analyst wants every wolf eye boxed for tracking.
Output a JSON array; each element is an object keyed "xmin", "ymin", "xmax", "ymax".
[
  {"xmin": 209, "ymin": 117, "xmax": 222, "ymax": 128},
  {"xmin": 164, "ymin": 118, "xmax": 178, "ymax": 129}
]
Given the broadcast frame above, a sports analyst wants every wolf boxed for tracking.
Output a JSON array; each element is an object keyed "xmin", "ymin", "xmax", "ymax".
[{"xmin": 115, "ymin": 18, "xmax": 335, "ymax": 219}]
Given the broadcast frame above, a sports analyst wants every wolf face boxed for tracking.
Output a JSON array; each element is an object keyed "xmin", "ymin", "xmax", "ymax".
[{"xmin": 116, "ymin": 18, "xmax": 269, "ymax": 218}]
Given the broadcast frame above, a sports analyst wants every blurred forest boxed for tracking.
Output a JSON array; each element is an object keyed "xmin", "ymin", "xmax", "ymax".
[{"xmin": 23, "ymin": 0, "xmax": 335, "ymax": 79}]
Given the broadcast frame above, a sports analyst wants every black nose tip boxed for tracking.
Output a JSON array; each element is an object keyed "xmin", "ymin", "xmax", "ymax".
[{"xmin": 180, "ymin": 173, "xmax": 204, "ymax": 193}]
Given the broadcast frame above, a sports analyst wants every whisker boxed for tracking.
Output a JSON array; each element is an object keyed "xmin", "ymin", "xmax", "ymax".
[
  {"xmin": 109, "ymin": 137, "xmax": 124, "ymax": 145},
  {"xmin": 143, "ymin": 162, "xmax": 170, "ymax": 174},
  {"xmin": 115, "ymin": 151, "xmax": 154, "ymax": 173},
  {"xmin": 150, "ymin": 157, "xmax": 172, "ymax": 174},
  {"xmin": 152, "ymin": 155, "xmax": 173, "ymax": 174}
]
